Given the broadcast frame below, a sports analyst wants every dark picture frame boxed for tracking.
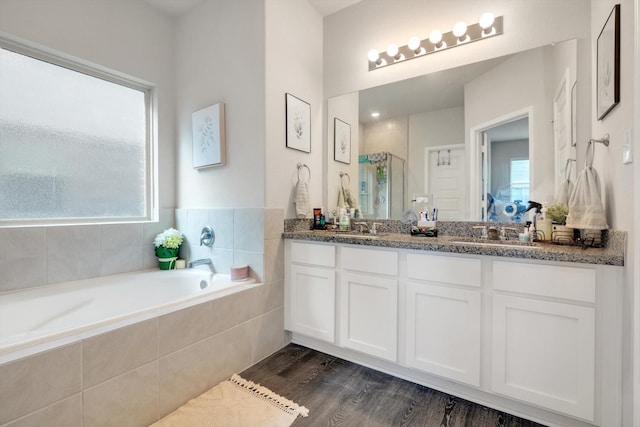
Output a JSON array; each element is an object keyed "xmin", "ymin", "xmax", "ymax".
[
  {"xmin": 596, "ymin": 4, "xmax": 620, "ymax": 120},
  {"xmin": 333, "ymin": 118, "xmax": 351, "ymax": 164},
  {"xmin": 285, "ymin": 93, "xmax": 311, "ymax": 153}
]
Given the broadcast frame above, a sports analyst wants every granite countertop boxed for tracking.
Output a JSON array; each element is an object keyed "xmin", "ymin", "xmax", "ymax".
[{"xmin": 282, "ymin": 224, "xmax": 625, "ymax": 267}]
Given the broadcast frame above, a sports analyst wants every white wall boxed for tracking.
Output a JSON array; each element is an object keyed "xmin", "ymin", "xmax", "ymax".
[
  {"xmin": 408, "ymin": 107, "xmax": 464, "ymax": 204},
  {"xmin": 589, "ymin": 1, "xmax": 636, "ymax": 425},
  {"xmin": 264, "ymin": 0, "xmax": 324, "ymax": 218},
  {"xmin": 465, "ymin": 47, "xmax": 553, "ymax": 203},
  {"xmin": 326, "ymin": 92, "xmax": 359, "ymax": 215},
  {"xmin": 175, "ymin": 0, "xmax": 265, "ymax": 209},
  {"xmin": 363, "ymin": 117, "xmax": 408, "ymax": 159},
  {"xmin": 324, "ymin": 0, "xmax": 591, "ymax": 98}
]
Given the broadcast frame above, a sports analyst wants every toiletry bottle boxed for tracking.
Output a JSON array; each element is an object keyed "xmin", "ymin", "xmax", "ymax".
[
  {"xmin": 339, "ymin": 209, "xmax": 350, "ymax": 231},
  {"xmin": 537, "ymin": 203, "xmax": 553, "ymax": 241}
]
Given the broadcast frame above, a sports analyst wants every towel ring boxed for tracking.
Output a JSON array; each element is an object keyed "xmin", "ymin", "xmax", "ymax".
[
  {"xmin": 297, "ymin": 162, "xmax": 310, "ymax": 181},
  {"xmin": 339, "ymin": 171, "xmax": 350, "ymax": 185},
  {"xmin": 565, "ymin": 158, "xmax": 576, "ymax": 181},
  {"xmin": 586, "ymin": 134, "xmax": 609, "ymax": 167}
]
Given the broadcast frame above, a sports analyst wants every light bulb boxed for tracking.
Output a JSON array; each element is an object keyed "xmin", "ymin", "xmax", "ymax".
[
  {"xmin": 429, "ymin": 29, "xmax": 442, "ymax": 45},
  {"xmin": 479, "ymin": 12, "xmax": 495, "ymax": 30},
  {"xmin": 408, "ymin": 36, "xmax": 421, "ymax": 53},
  {"xmin": 368, "ymin": 49, "xmax": 380, "ymax": 63},
  {"xmin": 453, "ymin": 21, "xmax": 467, "ymax": 39},
  {"xmin": 371, "ymin": 112, "xmax": 380, "ymax": 118},
  {"xmin": 386, "ymin": 44, "xmax": 399, "ymax": 58}
]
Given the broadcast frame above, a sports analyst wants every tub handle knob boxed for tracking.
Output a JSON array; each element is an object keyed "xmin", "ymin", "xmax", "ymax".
[{"xmin": 200, "ymin": 226, "xmax": 215, "ymax": 247}]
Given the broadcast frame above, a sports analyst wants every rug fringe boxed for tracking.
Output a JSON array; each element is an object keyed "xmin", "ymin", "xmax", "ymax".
[{"xmin": 229, "ymin": 374, "xmax": 309, "ymax": 418}]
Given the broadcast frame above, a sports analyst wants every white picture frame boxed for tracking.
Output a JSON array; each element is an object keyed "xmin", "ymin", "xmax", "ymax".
[
  {"xmin": 285, "ymin": 93, "xmax": 311, "ymax": 153},
  {"xmin": 334, "ymin": 118, "xmax": 351, "ymax": 164},
  {"xmin": 192, "ymin": 103, "xmax": 226, "ymax": 169}
]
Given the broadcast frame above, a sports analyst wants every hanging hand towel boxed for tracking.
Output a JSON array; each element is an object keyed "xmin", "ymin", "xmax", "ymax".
[
  {"xmin": 565, "ymin": 144, "xmax": 608, "ymax": 230},
  {"xmin": 295, "ymin": 178, "xmax": 310, "ymax": 219}
]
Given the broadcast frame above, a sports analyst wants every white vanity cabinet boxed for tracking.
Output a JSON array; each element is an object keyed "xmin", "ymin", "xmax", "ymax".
[
  {"xmin": 405, "ymin": 253, "xmax": 482, "ymax": 386},
  {"xmin": 491, "ymin": 260, "xmax": 597, "ymax": 422},
  {"xmin": 284, "ymin": 237, "xmax": 622, "ymax": 426},
  {"xmin": 339, "ymin": 247, "xmax": 398, "ymax": 361},
  {"xmin": 285, "ymin": 241, "xmax": 336, "ymax": 343}
]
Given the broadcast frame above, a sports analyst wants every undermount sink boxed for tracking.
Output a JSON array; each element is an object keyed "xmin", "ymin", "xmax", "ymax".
[{"xmin": 450, "ymin": 237, "xmax": 541, "ymax": 250}]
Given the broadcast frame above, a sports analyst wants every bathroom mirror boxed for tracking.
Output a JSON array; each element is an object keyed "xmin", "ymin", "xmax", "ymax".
[{"xmin": 327, "ymin": 39, "xmax": 578, "ymax": 223}]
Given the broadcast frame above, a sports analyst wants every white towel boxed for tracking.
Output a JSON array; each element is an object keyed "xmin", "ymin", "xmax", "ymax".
[
  {"xmin": 295, "ymin": 178, "xmax": 310, "ymax": 219},
  {"xmin": 565, "ymin": 148, "xmax": 608, "ymax": 230}
]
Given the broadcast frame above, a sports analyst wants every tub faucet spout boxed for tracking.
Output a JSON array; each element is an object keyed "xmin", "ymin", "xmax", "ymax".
[{"xmin": 188, "ymin": 258, "xmax": 214, "ymax": 272}]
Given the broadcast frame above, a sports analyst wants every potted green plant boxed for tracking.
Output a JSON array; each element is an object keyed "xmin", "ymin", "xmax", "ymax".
[
  {"xmin": 153, "ymin": 228, "xmax": 184, "ymax": 270},
  {"xmin": 546, "ymin": 204, "xmax": 573, "ymax": 238}
]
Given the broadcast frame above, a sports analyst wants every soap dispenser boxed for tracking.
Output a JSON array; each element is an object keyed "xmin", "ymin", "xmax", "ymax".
[
  {"xmin": 339, "ymin": 208, "xmax": 350, "ymax": 231},
  {"xmin": 537, "ymin": 202, "xmax": 553, "ymax": 241}
]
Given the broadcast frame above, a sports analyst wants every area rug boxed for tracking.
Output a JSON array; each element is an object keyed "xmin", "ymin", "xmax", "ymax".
[{"xmin": 151, "ymin": 374, "xmax": 309, "ymax": 427}]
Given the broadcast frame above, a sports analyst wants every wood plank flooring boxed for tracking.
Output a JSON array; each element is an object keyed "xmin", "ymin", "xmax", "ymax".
[{"xmin": 240, "ymin": 344, "xmax": 546, "ymax": 427}]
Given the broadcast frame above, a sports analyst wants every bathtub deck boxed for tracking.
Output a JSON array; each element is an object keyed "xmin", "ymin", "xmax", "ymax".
[{"xmin": 240, "ymin": 344, "xmax": 545, "ymax": 427}]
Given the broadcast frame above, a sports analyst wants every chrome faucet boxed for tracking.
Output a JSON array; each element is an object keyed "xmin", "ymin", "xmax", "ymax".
[
  {"xmin": 354, "ymin": 222, "xmax": 370, "ymax": 233},
  {"xmin": 188, "ymin": 258, "xmax": 214, "ymax": 272},
  {"xmin": 371, "ymin": 222, "xmax": 383, "ymax": 235},
  {"xmin": 200, "ymin": 226, "xmax": 215, "ymax": 247}
]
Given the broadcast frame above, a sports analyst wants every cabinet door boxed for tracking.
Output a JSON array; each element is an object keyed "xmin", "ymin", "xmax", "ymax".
[
  {"xmin": 339, "ymin": 272, "xmax": 397, "ymax": 361},
  {"xmin": 288, "ymin": 265, "xmax": 336, "ymax": 343},
  {"xmin": 405, "ymin": 281, "xmax": 481, "ymax": 386},
  {"xmin": 492, "ymin": 294, "xmax": 595, "ymax": 421}
]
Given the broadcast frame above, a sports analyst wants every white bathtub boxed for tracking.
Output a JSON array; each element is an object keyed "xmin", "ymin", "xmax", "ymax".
[{"xmin": 0, "ymin": 269, "xmax": 256, "ymax": 360}]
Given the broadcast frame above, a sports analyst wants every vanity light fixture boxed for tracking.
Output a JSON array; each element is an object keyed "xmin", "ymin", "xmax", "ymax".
[
  {"xmin": 367, "ymin": 13, "xmax": 503, "ymax": 71},
  {"xmin": 371, "ymin": 112, "xmax": 380, "ymax": 118}
]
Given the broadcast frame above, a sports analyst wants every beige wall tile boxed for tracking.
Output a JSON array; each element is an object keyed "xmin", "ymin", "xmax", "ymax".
[
  {"xmin": 159, "ymin": 303, "xmax": 213, "ymax": 356},
  {"xmin": 0, "ymin": 228, "xmax": 46, "ymax": 292},
  {"xmin": 83, "ymin": 319, "xmax": 158, "ymax": 388},
  {"xmin": 158, "ymin": 337, "xmax": 216, "ymax": 417},
  {"xmin": 3, "ymin": 394, "xmax": 82, "ymax": 427},
  {"xmin": 100, "ymin": 223, "xmax": 144, "ymax": 276},
  {"xmin": 208, "ymin": 208, "xmax": 234, "ymax": 249},
  {"xmin": 264, "ymin": 208, "xmax": 284, "ymax": 240},
  {"xmin": 209, "ymin": 322, "xmax": 254, "ymax": 384},
  {"xmin": 46, "ymin": 226, "xmax": 101, "ymax": 285},
  {"xmin": 250, "ymin": 308, "xmax": 286, "ymax": 364},
  {"xmin": 0, "ymin": 344, "xmax": 81, "ymax": 425},
  {"xmin": 234, "ymin": 209, "xmax": 264, "ymax": 252},
  {"xmin": 263, "ymin": 237, "xmax": 284, "ymax": 284},
  {"xmin": 83, "ymin": 362, "xmax": 158, "ymax": 427}
]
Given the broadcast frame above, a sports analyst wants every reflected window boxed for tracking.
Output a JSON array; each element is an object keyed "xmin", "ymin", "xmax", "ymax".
[
  {"xmin": 510, "ymin": 158, "xmax": 529, "ymax": 203},
  {"xmin": 0, "ymin": 41, "xmax": 154, "ymax": 224}
]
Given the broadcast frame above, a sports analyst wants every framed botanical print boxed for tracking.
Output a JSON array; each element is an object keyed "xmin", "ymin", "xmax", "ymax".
[
  {"xmin": 334, "ymin": 118, "xmax": 351, "ymax": 164},
  {"xmin": 285, "ymin": 93, "xmax": 311, "ymax": 153},
  {"xmin": 596, "ymin": 4, "xmax": 620, "ymax": 120}
]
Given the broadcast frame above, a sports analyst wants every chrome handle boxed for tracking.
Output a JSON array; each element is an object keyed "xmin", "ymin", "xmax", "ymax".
[{"xmin": 200, "ymin": 226, "xmax": 215, "ymax": 247}]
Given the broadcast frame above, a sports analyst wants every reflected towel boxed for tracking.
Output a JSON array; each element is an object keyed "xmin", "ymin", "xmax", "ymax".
[
  {"xmin": 295, "ymin": 178, "xmax": 310, "ymax": 219},
  {"xmin": 565, "ymin": 166, "xmax": 608, "ymax": 230},
  {"xmin": 555, "ymin": 178, "xmax": 574, "ymax": 206}
]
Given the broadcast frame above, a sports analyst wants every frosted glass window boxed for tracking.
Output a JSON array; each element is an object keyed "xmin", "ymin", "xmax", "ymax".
[{"xmin": 0, "ymin": 45, "xmax": 151, "ymax": 223}]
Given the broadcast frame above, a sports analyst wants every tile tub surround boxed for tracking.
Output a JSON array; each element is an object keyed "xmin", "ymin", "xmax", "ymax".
[
  {"xmin": 176, "ymin": 208, "xmax": 284, "ymax": 283},
  {"xmin": 0, "ymin": 207, "xmax": 285, "ymax": 293},
  {"xmin": 0, "ymin": 282, "xmax": 286, "ymax": 427},
  {"xmin": 0, "ymin": 208, "xmax": 176, "ymax": 293},
  {"xmin": 283, "ymin": 219, "xmax": 625, "ymax": 266}
]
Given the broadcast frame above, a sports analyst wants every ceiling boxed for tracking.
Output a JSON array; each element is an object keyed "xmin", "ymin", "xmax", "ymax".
[{"xmin": 145, "ymin": 0, "xmax": 362, "ymax": 17}]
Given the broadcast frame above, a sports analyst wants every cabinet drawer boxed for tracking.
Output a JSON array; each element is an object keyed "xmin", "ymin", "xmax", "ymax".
[
  {"xmin": 407, "ymin": 253, "xmax": 481, "ymax": 287},
  {"xmin": 341, "ymin": 247, "xmax": 398, "ymax": 276},
  {"xmin": 493, "ymin": 261, "xmax": 595, "ymax": 303},
  {"xmin": 290, "ymin": 242, "xmax": 335, "ymax": 267}
]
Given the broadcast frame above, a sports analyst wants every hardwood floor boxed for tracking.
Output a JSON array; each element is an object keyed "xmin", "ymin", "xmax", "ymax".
[{"xmin": 241, "ymin": 344, "xmax": 546, "ymax": 427}]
